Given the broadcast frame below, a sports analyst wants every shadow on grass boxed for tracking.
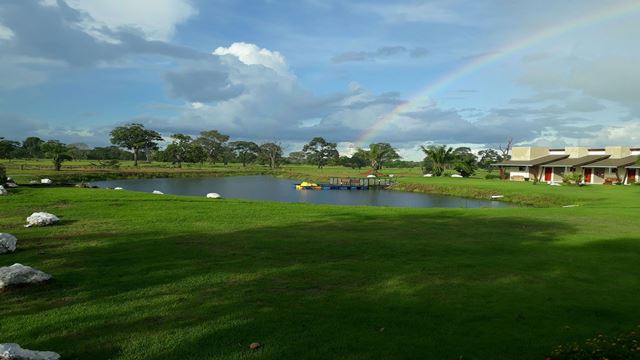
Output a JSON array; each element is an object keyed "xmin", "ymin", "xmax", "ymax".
[{"xmin": 1, "ymin": 212, "xmax": 640, "ymax": 359}]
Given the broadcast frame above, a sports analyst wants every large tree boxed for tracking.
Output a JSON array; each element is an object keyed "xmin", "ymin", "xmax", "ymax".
[
  {"xmin": 110, "ymin": 123, "xmax": 162, "ymax": 166},
  {"xmin": 452, "ymin": 147, "xmax": 478, "ymax": 177},
  {"xmin": 361, "ymin": 143, "xmax": 400, "ymax": 173},
  {"xmin": 22, "ymin": 137, "xmax": 44, "ymax": 158},
  {"xmin": 0, "ymin": 138, "xmax": 19, "ymax": 159},
  {"xmin": 341, "ymin": 151, "xmax": 368, "ymax": 169},
  {"xmin": 286, "ymin": 151, "xmax": 307, "ymax": 164},
  {"xmin": 259, "ymin": 142, "xmax": 284, "ymax": 169},
  {"xmin": 302, "ymin": 137, "xmax": 339, "ymax": 169},
  {"xmin": 165, "ymin": 134, "xmax": 193, "ymax": 168},
  {"xmin": 195, "ymin": 130, "xmax": 230, "ymax": 163},
  {"xmin": 420, "ymin": 145, "xmax": 455, "ymax": 176},
  {"xmin": 41, "ymin": 140, "xmax": 72, "ymax": 171},
  {"xmin": 230, "ymin": 141, "xmax": 260, "ymax": 167},
  {"xmin": 478, "ymin": 148, "xmax": 502, "ymax": 171}
]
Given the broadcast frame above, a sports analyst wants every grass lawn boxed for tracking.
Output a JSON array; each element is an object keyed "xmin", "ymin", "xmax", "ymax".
[{"xmin": 1, "ymin": 175, "xmax": 640, "ymax": 358}]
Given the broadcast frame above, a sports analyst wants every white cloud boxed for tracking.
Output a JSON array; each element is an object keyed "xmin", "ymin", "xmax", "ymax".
[
  {"xmin": 213, "ymin": 42, "xmax": 289, "ymax": 75},
  {"xmin": 63, "ymin": 0, "xmax": 197, "ymax": 41},
  {"xmin": 0, "ymin": 23, "xmax": 14, "ymax": 40},
  {"xmin": 605, "ymin": 121, "xmax": 640, "ymax": 144}
]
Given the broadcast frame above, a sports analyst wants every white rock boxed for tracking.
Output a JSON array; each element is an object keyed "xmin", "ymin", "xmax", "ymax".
[
  {"xmin": 0, "ymin": 185, "xmax": 7, "ymax": 196},
  {"xmin": 25, "ymin": 212, "xmax": 60, "ymax": 227},
  {"xmin": 423, "ymin": 174, "xmax": 433, "ymax": 177},
  {"xmin": 0, "ymin": 343, "xmax": 60, "ymax": 360},
  {"xmin": 206, "ymin": 192, "xmax": 222, "ymax": 199},
  {"xmin": 367, "ymin": 174, "xmax": 376, "ymax": 178},
  {"xmin": 152, "ymin": 190, "xmax": 164, "ymax": 195},
  {"xmin": 0, "ymin": 234, "xmax": 17, "ymax": 254},
  {"xmin": 29, "ymin": 180, "xmax": 39, "ymax": 185},
  {"xmin": 114, "ymin": 187, "xmax": 124, "ymax": 190},
  {"xmin": 490, "ymin": 195, "xmax": 504, "ymax": 199},
  {"xmin": 40, "ymin": 179, "xmax": 53, "ymax": 184},
  {"xmin": 388, "ymin": 174, "xmax": 395, "ymax": 178},
  {"xmin": 451, "ymin": 174, "xmax": 463, "ymax": 178},
  {"xmin": 0, "ymin": 264, "xmax": 53, "ymax": 289},
  {"xmin": 5, "ymin": 182, "xmax": 18, "ymax": 188}
]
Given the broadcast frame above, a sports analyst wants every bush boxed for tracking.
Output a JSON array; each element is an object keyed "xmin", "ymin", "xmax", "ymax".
[
  {"xmin": 443, "ymin": 170, "xmax": 454, "ymax": 177},
  {"xmin": 0, "ymin": 165, "xmax": 6, "ymax": 184},
  {"xmin": 485, "ymin": 173, "xmax": 502, "ymax": 180},
  {"xmin": 562, "ymin": 172, "xmax": 583, "ymax": 185},
  {"xmin": 547, "ymin": 326, "xmax": 640, "ymax": 360}
]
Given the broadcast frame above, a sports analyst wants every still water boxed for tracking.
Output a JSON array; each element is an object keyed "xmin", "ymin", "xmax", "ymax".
[{"xmin": 93, "ymin": 176, "xmax": 513, "ymax": 209}]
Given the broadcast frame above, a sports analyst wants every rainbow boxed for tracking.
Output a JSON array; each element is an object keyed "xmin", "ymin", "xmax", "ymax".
[{"xmin": 354, "ymin": 1, "xmax": 640, "ymax": 146}]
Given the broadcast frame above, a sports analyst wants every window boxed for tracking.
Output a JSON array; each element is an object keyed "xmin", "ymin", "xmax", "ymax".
[{"xmin": 570, "ymin": 167, "xmax": 576, "ymax": 172}]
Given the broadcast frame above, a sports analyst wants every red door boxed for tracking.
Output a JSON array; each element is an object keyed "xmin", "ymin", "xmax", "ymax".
[
  {"xmin": 544, "ymin": 167, "xmax": 553, "ymax": 182},
  {"xmin": 584, "ymin": 168, "xmax": 592, "ymax": 184},
  {"xmin": 629, "ymin": 169, "xmax": 637, "ymax": 183}
]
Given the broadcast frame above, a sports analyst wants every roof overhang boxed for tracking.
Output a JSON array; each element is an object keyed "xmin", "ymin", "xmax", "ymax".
[{"xmin": 492, "ymin": 154, "xmax": 569, "ymax": 167}]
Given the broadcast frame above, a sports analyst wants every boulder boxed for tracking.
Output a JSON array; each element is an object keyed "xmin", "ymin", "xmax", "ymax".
[
  {"xmin": 0, "ymin": 343, "xmax": 60, "ymax": 360},
  {"xmin": 114, "ymin": 187, "xmax": 124, "ymax": 191},
  {"xmin": 40, "ymin": 179, "xmax": 53, "ymax": 185},
  {"xmin": 5, "ymin": 182, "xmax": 18, "ymax": 188},
  {"xmin": 0, "ymin": 234, "xmax": 17, "ymax": 254},
  {"xmin": 423, "ymin": 174, "xmax": 433, "ymax": 177},
  {"xmin": 29, "ymin": 180, "xmax": 39, "ymax": 185},
  {"xmin": 0, "ymin": 186, "xmax": 7, "ymax": 196},
  {"xmin": 152, "ymin": 190, "xmax": 164, "ymax": 195},
  {"xmin": 0, "ymin": 264, "xmax": 52, "ymax": 289},
  {"xmin": 367, "ymin": 174, "xmax": 377, "ymax": 178},
  {"xmin": 206, "ymin": 193, "xmax": 222, "ymax": 199},
  {"xmin": 451, "ymin": 174, "xmax": 463, "ymax": 178},
  {"xmin": 25, "ymin": 212, "xmax": 60, "ymax": 227}
]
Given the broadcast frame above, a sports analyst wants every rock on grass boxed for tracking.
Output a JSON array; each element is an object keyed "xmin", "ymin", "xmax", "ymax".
[
  {"xmin": 0, "ymin": 233, "xmax": 17, "ymax": 254},
  {"xmin": 0, "ymin": 264, "xmax": 52, "ymax": 290},
  {"xmin": 25, "ymin": 212, "xmax": 60, "ymax": 227},
  {"xmin": 0, "ymin": 343, "xmax": 60, "ymax": 360}
]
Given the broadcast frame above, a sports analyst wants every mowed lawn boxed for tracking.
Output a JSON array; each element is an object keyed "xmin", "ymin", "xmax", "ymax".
[{"xmin": 1, "ymin": 185, "xmax": 640, "ymax": 359}]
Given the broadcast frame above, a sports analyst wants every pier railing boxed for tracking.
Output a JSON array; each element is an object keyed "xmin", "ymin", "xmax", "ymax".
[{"xmin": 328, "ymin": 177, "xmax": 394, "ymax": 188}]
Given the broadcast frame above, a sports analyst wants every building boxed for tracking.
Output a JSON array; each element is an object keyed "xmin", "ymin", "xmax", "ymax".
[{"xmin": 495, "ymin": 146, "xmax": 640, "ymax": 184}]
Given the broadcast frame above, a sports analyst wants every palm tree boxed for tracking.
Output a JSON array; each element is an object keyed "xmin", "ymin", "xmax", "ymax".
[
  {"xmin": 361, "ymin": 143, "xmax": 400, "ymax": 173},
  {"xmin": 420, "ymin": 145, "xmax": 455, "ymax": 176}
]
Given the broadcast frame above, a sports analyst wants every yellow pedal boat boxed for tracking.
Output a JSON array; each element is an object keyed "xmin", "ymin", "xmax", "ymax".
[{"xmin": 295, "ymin": 181, "xmax": 322, "ymax": 190}]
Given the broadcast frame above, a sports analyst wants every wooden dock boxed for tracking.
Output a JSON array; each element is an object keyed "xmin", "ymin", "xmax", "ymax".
[{"xmin": 295, "ymin": 177, "xmax": 395, "ymax": 190}]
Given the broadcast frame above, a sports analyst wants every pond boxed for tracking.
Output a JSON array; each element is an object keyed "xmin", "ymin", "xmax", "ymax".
[{"xmin": 93, "ymin": 176, "xmax": 514, "ymax": 209}]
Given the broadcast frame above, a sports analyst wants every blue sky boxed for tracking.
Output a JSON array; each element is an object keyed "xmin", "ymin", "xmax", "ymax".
[{"xmin": 1, "ymin": 0, "xmax": 639, "ymax": 159}]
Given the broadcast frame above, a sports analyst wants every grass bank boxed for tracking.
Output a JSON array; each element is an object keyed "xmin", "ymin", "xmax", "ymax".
[{"xmin": 1, "ymin": 186, "xmax": 639, "ymax": 359}]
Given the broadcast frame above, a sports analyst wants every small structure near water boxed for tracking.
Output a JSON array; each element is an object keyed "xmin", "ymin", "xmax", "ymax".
[{"xmin": 295, "ymin": 177, "xmax": 395, "ymax": 190}]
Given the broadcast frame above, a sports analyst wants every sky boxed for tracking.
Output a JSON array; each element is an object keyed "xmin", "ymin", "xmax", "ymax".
[{"xmin": 1, "ymin": 0, "xmax": 639, "ymax": 160}]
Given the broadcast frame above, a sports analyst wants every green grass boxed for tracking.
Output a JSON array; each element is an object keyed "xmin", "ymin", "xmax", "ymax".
[{"xmin": 1, "ymin": 181, "xmax": 640, "ymax": 359}]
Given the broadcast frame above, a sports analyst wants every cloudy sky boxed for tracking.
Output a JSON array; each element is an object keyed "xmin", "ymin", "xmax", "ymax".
[{"xmin": 1, "ymin": 0, "xmax": 639, "ymax": 159}]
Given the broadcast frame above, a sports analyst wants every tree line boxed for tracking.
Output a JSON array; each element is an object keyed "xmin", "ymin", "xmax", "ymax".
[{"xmin": 0, "ymin": 124, "xmax": 511, "ymax": 176}]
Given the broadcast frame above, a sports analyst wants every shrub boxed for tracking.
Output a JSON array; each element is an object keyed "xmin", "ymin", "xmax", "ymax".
[
  {"xmin": 0, "ymin": 165, "xmax": 6, "ymax": 184},
  {"xmin": 562, "ymin": 173, "xmax": 583, "ymax": 185},
  {"xmin": 443, "ymin": 170, "xmax": 454, "ymax": 177},
  {"xmin": 485, "ymin": 173, "xmax": 502, "ymax": 180},
  {"xmin": 547, "ymin": 326, "xmax": 640, "ymax": 360}
]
